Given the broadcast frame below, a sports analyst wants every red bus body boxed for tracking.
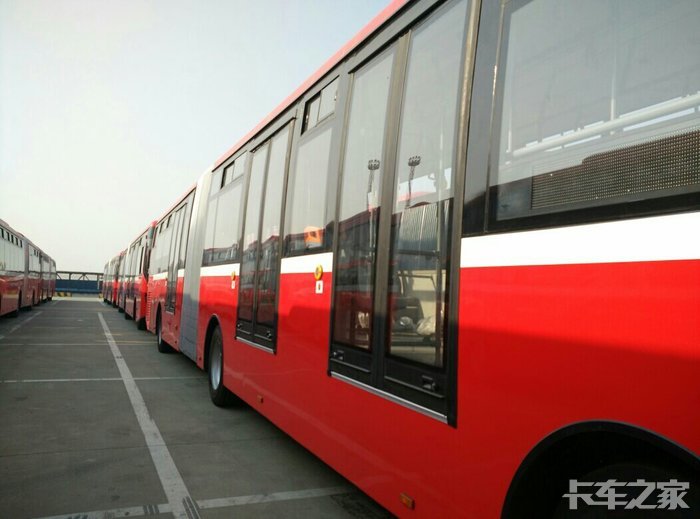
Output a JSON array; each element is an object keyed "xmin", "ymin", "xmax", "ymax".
[
  {"xmin": 145, "ymin": 189, "xmax": 195, "ymax": 353},
  {"xmin": 106, "ymin": 1, "xmax": 699, "ymax": 516},
  {"xmin": 122, "ymin": 222, "xmax": 155, "ymax": 328},
  {"xmin": 1, "ymin": 219, "xmax": 55, "ymax": 316},
  {"xmin": 114, "ymin": 250, "xmax": 125, "ymax": 309}
]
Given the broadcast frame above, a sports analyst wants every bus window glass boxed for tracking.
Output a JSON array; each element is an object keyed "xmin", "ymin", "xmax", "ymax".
[
  {"xmin": 332, "ymin": 47, "xmax": 396, "ymax": 351},
  {"xmin": 233, "ymin": 152, "xmax": 248, "ymax": 180},
  {"xmin": 318, "ymin": 77, "xmax": 339, "ymax": 122},
  {"xmin": 202, "ymin": 198, "xmax": 218, "ymax": 265},
  {"xmin": 239, "ymin": 143, "xmax": 269, "ymax": 323},
  {"xmin": 304, "ymin": 96, "xmax": 321, "ymax": 132},
  {"xmin": 255, "ymin": 126, "xmax": 290, "ymax": 328},
  {"xmin": 212, "ymin": 179, "xmax": 243, "ymax": 263},
  {"xmin": 284, "ymin": 126, "xmax": 333, "ymax": 254},
  {"xmin": 387, "ymin": 0, "xmax": 468, "ymax": 367},
  {"xmin": 492, "ymin": 0, "xmax": 700, "ymax": 222}
]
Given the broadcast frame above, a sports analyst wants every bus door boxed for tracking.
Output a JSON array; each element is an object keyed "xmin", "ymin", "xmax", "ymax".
[
  {"xmin": 330, "ymin": 0, "xmax": 469, "ymax": 418},
  {"xmin": 165, "ymin": 205, "xmax": 185, "ymax": 313}
]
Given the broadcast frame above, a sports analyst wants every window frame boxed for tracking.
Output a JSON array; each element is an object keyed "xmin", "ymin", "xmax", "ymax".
[
  {"xmin": 236, "ymin": 118, "xmax": 295, "ymax": 352},
  {"xmin": 328, "ymin": 0, "xmax": 475, "ymax": 424},
  {"xmin": 202, "ymin": 150, "xmax": 250, "ymax": 267},
  {"xmin": 467, "ymin": 0, "xmax": 700, "ymax": 237},
  {"xmin": 283, "ymin": 70, "xmax": 348, "ymax": 258}
]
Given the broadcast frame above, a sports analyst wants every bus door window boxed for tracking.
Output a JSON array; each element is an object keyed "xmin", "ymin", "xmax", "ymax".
[
  {"xmin": 165, "ymin": 204, "xmax": 185, "ymax": 312},
  {"xmin": 238, "ymin": 123, "xmax": 292, "ymax": 349},
  {"xmin": 330, "ymin": 0, "xmax": 470, "ymax": 415}
]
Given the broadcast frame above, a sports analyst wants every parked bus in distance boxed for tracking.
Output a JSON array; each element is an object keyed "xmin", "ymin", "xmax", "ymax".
[
  {"xmin": 0, "ymin": 220, "xmax": 27, "ymax": 317},
  {"xmin": 114, "ymin": 250, "xmax": 126, "ymax": 310},
  {"xmin": 1, "ymin": 218, "xmax": 55, "ymax": 316},
  {"xmin": 146, "ymin": 188, "xmax": 196, "ymax": 353},
  {"xmin": 102, "ymin": 257, "xmax": 113, "ymax": 302},
  {"xmin": 102, "ymin": 251, "xmax": 125, "ymax": 307},
  {"xmin": 122, "ymin": 222, "xmax": 155, "ymax": 329},
  {"xmin": 104, "ymin": 0, "xmax": 700, "ymax": 516}
]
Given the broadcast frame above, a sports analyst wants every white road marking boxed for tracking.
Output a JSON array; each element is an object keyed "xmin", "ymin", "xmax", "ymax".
[
  {"xmin": 197, "ymin": 485, "xmax": 353, "ymax": 509},
  {"xmin": 0, "ymin": 311, "xmax": 42, "ymax": 340},
  {"xmin": 34, "ymin": 486, "xmax": 354, "ymax": 519},
  {"xmin": 1, "ymin": 376, "xmax": 201, "ymax": 384},
  {"xmin": 35, "ymin": 503, "xmax": 168, "ymax": 519},
  {"xmin": 98, "ymin": 312, "xmax": 199, "ymax": 519}
]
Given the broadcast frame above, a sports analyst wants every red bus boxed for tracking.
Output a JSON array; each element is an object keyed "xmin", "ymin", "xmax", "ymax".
[
  {"xmin": 1, "ymin": 219, "xmax": 56, "ymax": 316},
  {"xmin": 122, "ymin": 222, "xmax": 155, "ymax": 329},
  {"xmin": 39, "ymin": 250, "xmax": 55, "ymax": 302},
  {"xmin": 102, "ymin": 251, "xmax": 125, "ymax": 307},
  {"xmin": 107, "ymin": 0, "xmax": 699, "ymax": 515},
  {"xmin": 24, "ymin": 242, "xmax": 43, "ymax": 307},
  {"xmin": 146, "ymin": 188, "xmax": 196, "ymax": 353},
  {"xmin": 101, "ymin": 259, "xmax": 113, "ymax": 302},
  {"xmin": 0, "ymin": 220, "xmax": 27, "ymax": 317},
  {"xmin": 114, "ymin": 250, "xmax": 126, "ymax": 310}
]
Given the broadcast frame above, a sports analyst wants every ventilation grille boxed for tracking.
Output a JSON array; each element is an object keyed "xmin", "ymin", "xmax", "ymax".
[{"xmin": 532, "ymin": 129, "xmax": 700, "ymax": 209}]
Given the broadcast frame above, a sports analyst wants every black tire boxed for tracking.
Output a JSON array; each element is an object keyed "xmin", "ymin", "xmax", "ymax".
[
  {"xmin": 208, "ymin": 325, "xmax": 236, "ymax": 407},
  {"xmin": 9, "ymin": 294, "xmax": 20, "ymax": 318},
  {"xmin": 156, "ymin": 311, "xmax": 172, "ymax": 353},
  {"xmin": 136, "ymin": 317, "xmax": 146, "ymax": 330}
]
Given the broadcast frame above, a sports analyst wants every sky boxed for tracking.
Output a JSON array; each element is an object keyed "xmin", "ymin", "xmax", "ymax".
[{"xmin": 0, "ymin": 0, "xmax": 390, "ymax": 272}]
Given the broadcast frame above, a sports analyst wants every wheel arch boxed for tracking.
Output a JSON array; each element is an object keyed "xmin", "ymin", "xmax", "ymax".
[{"xmin": 501, "ymin": 420, "xmax": 700, "ymax": 518}]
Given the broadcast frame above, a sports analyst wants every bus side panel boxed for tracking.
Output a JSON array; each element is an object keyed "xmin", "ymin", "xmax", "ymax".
[
  {"xmin": 457, "ymin": 257, "xmax": 700, "ymax": 513},
  {"xmin": 216, "ymin": 269, "xmax": 472, "ymax": 518},
  {"xmin": 198, "ymin": 267, "xmax": 239, "ymax": 371}
]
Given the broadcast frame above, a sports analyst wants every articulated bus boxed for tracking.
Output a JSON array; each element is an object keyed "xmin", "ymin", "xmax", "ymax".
[
  {"xmin": 102, "ymin": 251, "xmax": 125, "ymax": 307},
  {"xmin": 105, "ymin": 0, "xmax": 699, "ymax": 516},
  {"xmin": 122, "ymin": 223, "xmax": 155, "ymax": 329},
  {"xmin": 1, "ymin": 218, "xmax": 56, "ymax": 317}
]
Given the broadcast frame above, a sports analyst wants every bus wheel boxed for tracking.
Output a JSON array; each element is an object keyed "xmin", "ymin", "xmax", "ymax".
[
  {"xmin": 208, "ymin": 325, "xmax": 236, "ymax": 407},
  {"xmin": 156, "ymin": 310, "xmax": 172, "ymax": 353},
  {"xmin": 124, "ymin": 303, "xmax": 132, "ymax": 320},
  {"xmin": 10, "ymin": 294, "xmax": 20, "ymax": 318}
]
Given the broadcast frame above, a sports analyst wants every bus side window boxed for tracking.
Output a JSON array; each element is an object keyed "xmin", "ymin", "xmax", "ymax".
[
  {"xmin": 488, "ymin": 0, "xmax": 700, "ymax": 229},
  {"xmin": 284, "ymin": 126, "xmax": 334, "ymax": 255}
]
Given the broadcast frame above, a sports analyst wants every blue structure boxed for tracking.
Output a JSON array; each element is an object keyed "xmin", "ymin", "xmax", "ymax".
[{"xmin": 55, "ymin": 271, "xmax": 102, "ymax": 295}]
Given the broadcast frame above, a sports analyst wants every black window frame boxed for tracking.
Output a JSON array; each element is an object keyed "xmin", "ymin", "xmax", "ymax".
[
  {"xmin": 464, "ymin": 0, "xmax": 700, "ymax": 238},
  {"xmin": 328, "ymin": 0, "xmax": 475, "ymax": 424},
  {"xmin": 236, "ymin": 119, "xmax": 295, "ymax": 352},
  {"xmin": 202, "ymin": 150, "xmax": 249, "ymax": 267}
]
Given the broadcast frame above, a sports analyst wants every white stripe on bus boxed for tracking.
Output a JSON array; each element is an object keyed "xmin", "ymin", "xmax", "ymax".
[
  {"xmin": 280, "ymin": 252, "xmax": 333, "ymax": 274},
  {"xmin": 461, "ymin": 211, "xmax": 700, "ymax": 268},
  {"xmin": 200, "ymin": 263, "xmax": 240, "ymax": 277}
]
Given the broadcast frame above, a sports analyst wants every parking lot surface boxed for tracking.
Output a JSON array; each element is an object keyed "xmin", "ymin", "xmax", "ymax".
[{"xmin": 0, "ymin": 298, "xmax": 389, "ymax": 519}]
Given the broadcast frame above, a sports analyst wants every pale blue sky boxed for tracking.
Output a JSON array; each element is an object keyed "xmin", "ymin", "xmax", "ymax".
[{"xmin": 0, "ymin": 0, "xmax": 390, "ymax": 272}]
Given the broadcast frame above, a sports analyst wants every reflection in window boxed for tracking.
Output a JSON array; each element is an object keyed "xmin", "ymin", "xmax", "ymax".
[
  {"xmin": 494, "ymin": 0, "xmax": 700, "ymax": 220},
  {"xmin": 202, "ymin": 154, "xmax": 247, "ymax": 266},
  {"xmin": 303, "ymin": 77, "xmax": 339, "ymax": 132},
  {"xmin": 255, "ymin": 127, "xmax": 290, "ymax": 328},
  {"xmin": 387, "ymin": 0, "xmax": 468, "ymax": 367},
  {"xmin": 285, "ymin": 126, "xmax": 333, "ymax": 254},
  {"xmin": 332, "ymin": 47, "xmax": 395, "ymax": 351},
  {"xmin": 239, "ymin": 144, "xmax": 269, "ymax": 323}
]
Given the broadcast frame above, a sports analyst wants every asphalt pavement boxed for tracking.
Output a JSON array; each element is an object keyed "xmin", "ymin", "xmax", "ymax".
[{"xmin": 0, "ymin": 298, "xmax": 389, "ymax": 519}]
